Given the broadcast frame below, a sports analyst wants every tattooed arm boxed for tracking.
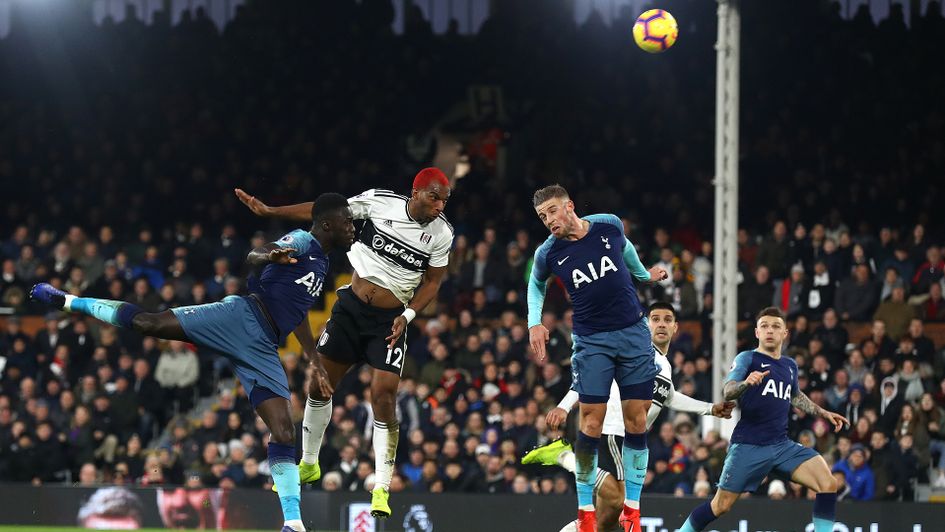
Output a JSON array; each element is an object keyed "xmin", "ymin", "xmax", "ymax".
[
  {"xmin": 791, "ymin": 388, "xmax": 850, "ymax": 432},
  {"xmin": 724, "ymin": 380, "xmax": 749, "ymax": 401},
  {"xmin": 790, "ymin": 389, "xmax": 824, "ymax": 415}
]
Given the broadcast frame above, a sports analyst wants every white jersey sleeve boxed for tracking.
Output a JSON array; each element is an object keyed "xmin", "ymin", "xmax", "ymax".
[
  {"xmin": 348, "ymin": 189, "xmax": 380, "ymax": 220},
  {"xmin": 429, "ymin": 228, "xmax": 451, "ymax": 268},
  {"xmin": 646, "ymin": 353, "xmax": 713, "ymax": 430}
]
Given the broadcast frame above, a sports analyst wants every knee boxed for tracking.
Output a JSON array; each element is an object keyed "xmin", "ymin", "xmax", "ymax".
[
  {"xmin": 711, "ymin": 495, "xmax": 734, "ymax": 516},
  {"xmin": 372, "ymin": 391, "xmax": 396, "ymax": 417},
  {"xmin": 604, "ymin": 482, "xmax": 623, "ymax": 509},
  {"xmin": 270, "ymin": 420, "xmax": 296, "ymax": 445},
  {"xmin": 821, "ymin": 475, "xmax": 839, "ymax": 494},
  {"xmin": 580, "ymin": 416, "xmax": 603, "ymax": 436},
  {"xmin": 307, "ymin": 379, "xmax": 330, "ymax": 402},
  {"xmin": 623, "ymin": 403, "xmax": 649, "ymax": 433},
  {"xmin": 624, "ymin": 415, "xmax": 647, "ymax": 434},
  {"xmin": 131, "ymin": 313, "xmax": 159, "ymax": 335}
]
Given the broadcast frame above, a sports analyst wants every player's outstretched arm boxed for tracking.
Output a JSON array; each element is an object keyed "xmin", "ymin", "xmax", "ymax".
[
  {"xmin": 665, "ymin": 384, "xmax": 735, "ymax": 419},
  {"xmin": 235, "ymin": 188, "xmax": 314, "ymax": 222},
  {"xmin": 791, "ymin": 389, "xmax": 850, "ymax": 432},
  {"xmin": 246, "ymin": 243, "xmax": 298, "ymax": 266}
]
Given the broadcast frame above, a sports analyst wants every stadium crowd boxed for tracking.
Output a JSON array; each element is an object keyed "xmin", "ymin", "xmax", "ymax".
[{"xmin": 1, "ymin": 0, "xmax": 945, "ymax": 503}]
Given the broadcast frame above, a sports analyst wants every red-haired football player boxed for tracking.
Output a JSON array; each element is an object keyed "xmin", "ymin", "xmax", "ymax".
[{"xmin": 235, "ymin": 168, "xmax": 452, "ymax": 519}]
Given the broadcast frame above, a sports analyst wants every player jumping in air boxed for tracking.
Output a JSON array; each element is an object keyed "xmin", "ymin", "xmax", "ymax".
[
  {"xmin": 525, "ymin": 301, "xmax": 735, "ymax": 532},
  {"xmin": 677, "ymin": 306, "xmax": 849, "ymax": 532},
  {"xmin": 527, "ymin": 184, "xmax": 667, "ymax": 532},
  {"xmin": 235, "ymin": 168, "xmax": 453, "ymax": 519},
  {"xmin": 31, "ymin": 193, "xmax": 355, "ymax": 532}
]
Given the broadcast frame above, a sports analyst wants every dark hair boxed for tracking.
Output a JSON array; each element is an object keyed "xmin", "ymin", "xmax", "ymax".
[
  {"xmin": 532, "ymin": 184, "xmax": 570, "ymax": 207},
  {"xmin": 755, "ymin": 306, "xmax": 786, "ymax": 322},
  {"xmin": 648, "ymin": 301, "xmax": 677, "ymax": 320},
  {"xmin": 311, "ymin": 193, "xmax": 349, "ymax": 221}
]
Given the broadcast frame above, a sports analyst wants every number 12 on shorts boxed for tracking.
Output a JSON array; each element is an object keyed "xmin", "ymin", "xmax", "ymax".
[{"xmin": 386, "ymin": 346, "xmax": 404, "ymax": 369}]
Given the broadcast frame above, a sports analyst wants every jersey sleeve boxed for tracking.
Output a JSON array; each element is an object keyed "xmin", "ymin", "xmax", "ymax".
[
  {"xmin": 622, "ymin": 239, "xmax": 651, "ymax": 282},
  {"xmin": 428, "ymin": 230, "xmax": 452, "ymax": 268},
  {"xmin": 726, "ymin": 351, "xmax": 754, "ymax": 382},
  {"xmin": 526, "ymin": 239, "xmax": 553, "ymax": 328},
  {"xmin": 347, "ymin": 189, "xmax": 379, "ymax": 220},
  {"xmin": 666, "ymin": 388, "xmax": 714, "ymax": 416},
  {"xmin": 274, "ymin": 229, "xmax": 315, "ymax": 258}
]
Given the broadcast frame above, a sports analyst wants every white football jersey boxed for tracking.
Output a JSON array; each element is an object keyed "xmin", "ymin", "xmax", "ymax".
[
  {"xmin": 346, "ymin": 189, "xmax": 454, "ymax": 304},
  {"xmin": 646, "ymin": 353, "xmax": 675, "ymax": 430}
]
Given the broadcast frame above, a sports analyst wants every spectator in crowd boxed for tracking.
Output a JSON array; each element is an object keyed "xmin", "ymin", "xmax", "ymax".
[
  {"xmin": 835, "ymin": 264, "xmax": 878, "ymax": 321},
  {"xmin": 772, "ymin": 264, "xmax": 806, "ymax": 318},
  {"xmin": 756, "ymin": 221, "xmax": 792, "ymax": 280},
  {"xmin": 154, "ymin": 341, "xmax": 199, "ymax": 414},
  {"xmin": 803, "ymin": 260, "xmax": 835, "ymax": 319},
  {"xmin": 832, "ymin": 444, "xmax": 875, "ymax": 501},
  {"xmin": 918, "ymin": 282, "xmax": 945, "ymax": 321},
  {"xmin": 738, "ymin": 265, "xmax": 774, "ymax": 320},
  {"xmin": 912, "ymin": 246, "xmax": 944, "ymax": 295}
]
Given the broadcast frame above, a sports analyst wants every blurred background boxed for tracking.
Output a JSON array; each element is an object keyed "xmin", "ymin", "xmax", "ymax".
[{"xmin": 0, "ymin": 0, "xmax": 943, "ymax": 525}]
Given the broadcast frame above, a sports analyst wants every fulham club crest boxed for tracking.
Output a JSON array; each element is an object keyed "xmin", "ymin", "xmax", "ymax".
[{"xmin": 420, "ymin": 233, "xmax": 432, "ymax": 245}]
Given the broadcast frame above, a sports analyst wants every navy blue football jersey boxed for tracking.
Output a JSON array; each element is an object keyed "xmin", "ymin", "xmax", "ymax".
[
  {"xmin": 248, "ymin": 229, "xmax": 328, "ymax": 343},
  {"xmin": 528, "ymin": 214, "xmax": 648, "ymax": 336},
  {"xmin": 727, "ymin": 350, "xmax": 799, "ymax": 445}
]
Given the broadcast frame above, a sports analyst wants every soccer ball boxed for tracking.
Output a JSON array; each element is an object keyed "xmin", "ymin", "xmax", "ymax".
[{"xmin": 632, "ymin": 9, "xmax": 679, "ymax": 53}]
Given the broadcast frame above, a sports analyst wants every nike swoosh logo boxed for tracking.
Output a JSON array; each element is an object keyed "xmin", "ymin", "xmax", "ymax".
[
  {"xmin": 557, "ymin": 256, "xmax": 570, "ymax": 265},
  {"xmin": 309, "ymin": 256, "xmax": 318, "ymax": 261},
  {"xmin": 761, "ymin": 363, "xmax": 771, "ymax": 368}
]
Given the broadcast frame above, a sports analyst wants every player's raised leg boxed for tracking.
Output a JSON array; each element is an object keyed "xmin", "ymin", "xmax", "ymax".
[
  {"xmin": 298, "ymin": 356, "xmax": 352, "ymax": 484},
  {"xmin": 30, "ymin": 283, "xmax": 188, "ymax": 340},
  {"xmin": 790, "ymin": 455, "xmax": 839, "ymax": 532}
]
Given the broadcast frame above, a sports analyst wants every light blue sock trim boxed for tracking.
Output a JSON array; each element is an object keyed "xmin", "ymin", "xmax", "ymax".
[{"xmin": 271, "ymin": 462, "xmax": 301, "ymax": 521}]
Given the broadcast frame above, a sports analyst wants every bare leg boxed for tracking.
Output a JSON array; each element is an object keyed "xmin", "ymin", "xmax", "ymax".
[{"xmin": 595, "ymin": 473, "xmax": 624, "ymax": 531}]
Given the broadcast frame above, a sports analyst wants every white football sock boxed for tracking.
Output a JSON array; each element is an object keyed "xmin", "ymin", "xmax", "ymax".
[
  {"xmin": 372, "ymin": 420, "xmax": 399, "ymax": 490},
  {"xmin": 301, "ymin": 397, "xmax": 331, "ymax": 465}
]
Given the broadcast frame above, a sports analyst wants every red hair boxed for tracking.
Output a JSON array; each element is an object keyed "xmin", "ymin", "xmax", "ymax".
[{"xmin": 412, "ymin": 167, "xmax": 449, "ymax": 190}]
